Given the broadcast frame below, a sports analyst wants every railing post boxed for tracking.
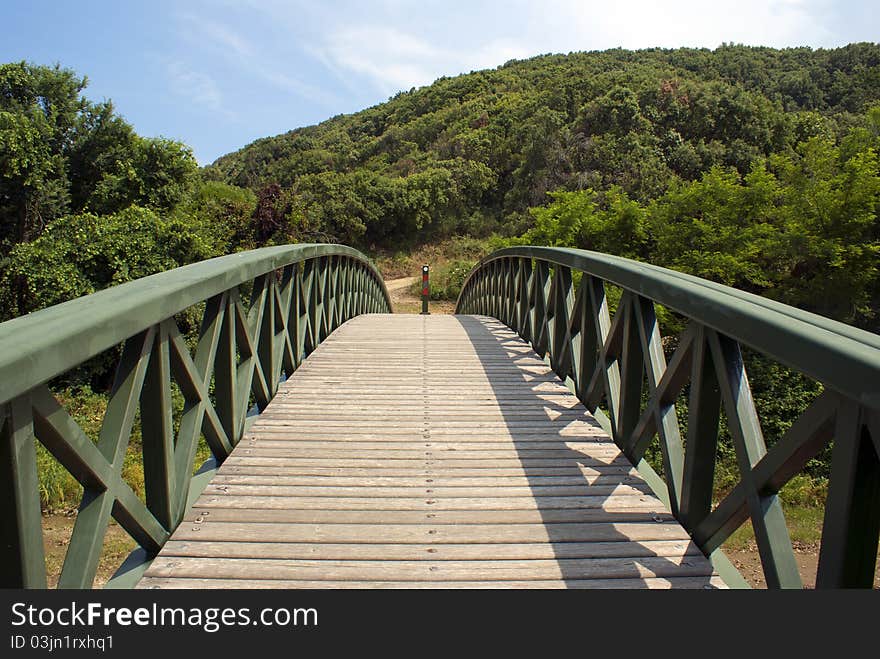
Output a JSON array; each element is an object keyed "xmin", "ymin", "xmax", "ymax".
[
  {"xmin": 0, "ymin": 395, "xmax": 47, "ymax": 588},
  {"xmin": 680, "ymin": 325, "xmax": 721, "ymax": 530},
  {"xmin": 816, "ymin": 402, "xmax": 880, "ymax": 588},
  {"xmin": 709, "ymin": 331, "xmax": 802, "ymax": 588}
]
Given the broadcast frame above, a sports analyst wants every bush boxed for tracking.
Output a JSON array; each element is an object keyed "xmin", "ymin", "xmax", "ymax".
[
  {"xmin": 779, "ymin": 474, "xmax": 828, "ymax": 508},
  {"xmin": 0, "ymin": 205, "xmax": 218, "ymax": 320}
]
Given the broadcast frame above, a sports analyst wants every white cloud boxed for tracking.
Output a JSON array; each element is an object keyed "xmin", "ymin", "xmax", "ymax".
[
  {"xmin": 258, "ymin": 69, "xmax": 342, "ymax": 108},
  {"xmin": 322, "ymin": 27, "xmax": 437, "ymax": 94},
  {"xmin": 199, "ymin": 20, "xmax": 254, "ymax": 58},
  {"xmin": 300, "ymin": 0, "xmax": 836, "ymax": 98},
  {"xmin": 533, "ymin": 0, "xmax": 834, "ymax": 51},
  {"xmin": 172, "ymin": 8, "xmax": 341, "ymax": 109},
  {"xmin": 315, "ymin": 27, "xmax": 532, "ymax": 96},
  {"xmin": 468, "ymin": 40, "xmax": 533, "ymax": 71},
  {"xmin": 175, "ymin": 0, "xmax": 843, "ymax": 110},
  {"xmin": 165, "ymin": 61, "xmax": 229, "ymax": 116},
  {"xmin": 176, "ymin": 13, "xmax": 254, "ymax": 57}
]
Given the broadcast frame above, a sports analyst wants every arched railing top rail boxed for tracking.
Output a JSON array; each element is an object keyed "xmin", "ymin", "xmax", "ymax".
[
  {"xmin": 0, "ymin": 244, "xmax": 390, "ymax": 405},
  {"xmin": 456, "ymin": 246, "xmax": 880, "ymax": 589},
  {"xmin": 1, "ymin": 244, "xmax": 391, "ymax": 589}
]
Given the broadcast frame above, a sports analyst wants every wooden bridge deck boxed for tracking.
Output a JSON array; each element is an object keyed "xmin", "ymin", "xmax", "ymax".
[{"xmin": 137, "ymin": 314, "xmax": 725, "ymax": 589}]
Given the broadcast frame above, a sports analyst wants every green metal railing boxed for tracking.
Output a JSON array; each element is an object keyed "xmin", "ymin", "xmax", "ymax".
[
  {"xmin": 456, "ymin": 246, "xmax": 880, "ymax": 589},
  {"xmin": 0, "ymin": 244, "xmax": 391, "ymax": 589}
]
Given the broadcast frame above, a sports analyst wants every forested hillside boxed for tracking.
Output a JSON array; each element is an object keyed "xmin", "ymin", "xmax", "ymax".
[{"xmin": 207, "ymin": 43, "xmax": 880, "ymax": 254}]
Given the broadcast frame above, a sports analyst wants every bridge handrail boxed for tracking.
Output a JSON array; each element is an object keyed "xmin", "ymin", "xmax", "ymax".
[
  {"xmin": 1, "ymin": 244, "xmax": 391, "ymax": 588},
  {"xmin": 0, "ymin": 244, "xmax": 389, "ymax": 404},
  {"xmin": 456, "ymin": 246, "xmax": 880, "ymax": 589}
]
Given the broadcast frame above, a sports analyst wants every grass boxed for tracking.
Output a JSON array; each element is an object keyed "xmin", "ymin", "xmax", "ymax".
[
  {"xmin": 725, "ymin": 506, "xmax": 826, "ymax": 551},
  {"xmin": 709, "ymin": 474, "xmax": 835, "ymax": 588},
  {"xmin": 39, "ymin": 386, "xmax": 119, "ymax": 512},
  {"xmin": 39, "ymin": 385, "xmax": 214, "ymax": 513},
  {"xmin": 394, "ymin": 300, "xmax": 457, "ymax": 315},
  {"xmin": 408, "ymin": 259, "xmax": 475, "ymax": 302},
  {"xmin": 722, "ymin": 474, "xmax": 828, "ymax": 551}
]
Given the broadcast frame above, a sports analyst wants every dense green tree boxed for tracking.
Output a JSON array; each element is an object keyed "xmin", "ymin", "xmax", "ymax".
[
  {"xmin": 66, "ymin": 100, "xmax": 138, "ymax": 210},
  {"xmin": 0, "ymin": 206, "xmax": 215, "ymax": 319},
  {"xmin": 770, "ymin": 135, "xmax": 880, "ymax": 323},
  {"xmin": 174, "ymin": 180, "xmax": 257, "ymax": 253},
  {"xmin": 0, "ymin": 62, "xmax": 85, "ymax": 247},
  {"xmin": 527, "ymin": 109, "xmax": 880, "ymax": 329},
  {"xmin": 0, "ymin": 62, "xmax": 198, "ymax": 252},
  {"xmin": 520, "ymin": 186, "xmax": 649, "ymax": 260}
]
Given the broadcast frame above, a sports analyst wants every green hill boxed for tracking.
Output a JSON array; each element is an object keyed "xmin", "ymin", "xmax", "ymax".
[{"xmin": 205, "ymin": 43, "xmax": 880, "ymax": 246}]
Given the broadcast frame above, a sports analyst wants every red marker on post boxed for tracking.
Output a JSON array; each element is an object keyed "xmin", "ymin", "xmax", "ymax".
[{"xmin": 420, "ymin": 265, "xmax": 430, "ymax": 315}]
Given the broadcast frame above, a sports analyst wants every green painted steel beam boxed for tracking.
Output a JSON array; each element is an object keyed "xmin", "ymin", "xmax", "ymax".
[
  {"xmin": 0, "ymin": 397, "xmax": 47, "ymax": 588},
  {"xmin": 680, "ymin": 327, "xmax": 721, "ymax": 530},
  {"xmin": 456, "ymin": 246, "xmax": 880, "ymax": 411},
  {"xmin": 105, "ymin": 458, "xmax": 221, "ymax": 590},
  {"xmin": 0, "ymin": 244, "xmax": 390, "ymax": 406},
  {"xmin": 816, "ymin": 402, "xmax": 880, "ymax": 588}
]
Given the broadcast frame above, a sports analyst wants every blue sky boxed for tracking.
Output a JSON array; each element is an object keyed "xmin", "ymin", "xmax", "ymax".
[{"xmin": 2, "ymin": 1, "xmax": 877, "ymax": 164}]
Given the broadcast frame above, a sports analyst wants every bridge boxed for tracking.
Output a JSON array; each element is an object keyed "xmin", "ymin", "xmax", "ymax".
[{"xmin": 1, "ymin": 244, "xmax": 878, "ymax": 589}]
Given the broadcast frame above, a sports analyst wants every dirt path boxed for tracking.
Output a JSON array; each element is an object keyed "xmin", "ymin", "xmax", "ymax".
[
  {"xmin": 43, "ymin": 514, "xmax": 135, "ymax": 588},
  {"xmin": 725, "ymin": 543, "xmax": 880, "ymax": 588},
  {"xmin": 385, "ymin": 275, "xmax": 418, "ymax": 300}
]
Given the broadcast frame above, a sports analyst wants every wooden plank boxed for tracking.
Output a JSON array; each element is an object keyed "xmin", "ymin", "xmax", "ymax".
[
  {"xmin": 212, "ymin": 457, "xmax": 636, "ymax": 468},
  {"xmin": 208, "ymin": 474, "xmax": 640, "ymax": 487},
  {"xmin": 159, "ymin": 540, "xmax": 701, "ymax": 560},
  {"xmin": 143, "ymin": 555, "xmax": 714, "ymax": 580},
  {"xmin": 138, "ymin": 576, "xmax": 727, "ymax": 589},
  {"xmin": 179, "ymin": 508, "xmax": 673, "ymax": 524},
  {"xmin": 239, "ymin": 434, "xmax": 614, "ymax": 442},
  {"xmin": 234, "ymin": 441, "xmax": 622, "ymax": 452},
  {"xmin": 199, "ymin": 483, "xmax": 653, "ymax": 498},
  {"xmin": 229, "ymin": 449, "xmax": 627, "ymax": 460},
  {"xmin": 249, "ymin": 422, "xmax": 607, "ymax": 430},
  {"xmin": 217, "ymin": 461, "xmax": 634, "ymax": 476},
  {"xmin": 215, "ymin": 465, "xmax": 638, "ymax": 478},
  {"xmin": 191, "ymin": 494, "xmax": 668, "ymax": 511},
  {"xmin": 252, "ymin": 411, "xmax": 600, "ymax": 419},
  {"xmin": 169, "ymin": 521, "xmax": 692, "ymax": 543}
]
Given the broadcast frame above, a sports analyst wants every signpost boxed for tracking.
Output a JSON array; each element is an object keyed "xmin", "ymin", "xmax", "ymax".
[{"xmin": 420, "ymin": 265, "xmax": 430, "ymax": 315}]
